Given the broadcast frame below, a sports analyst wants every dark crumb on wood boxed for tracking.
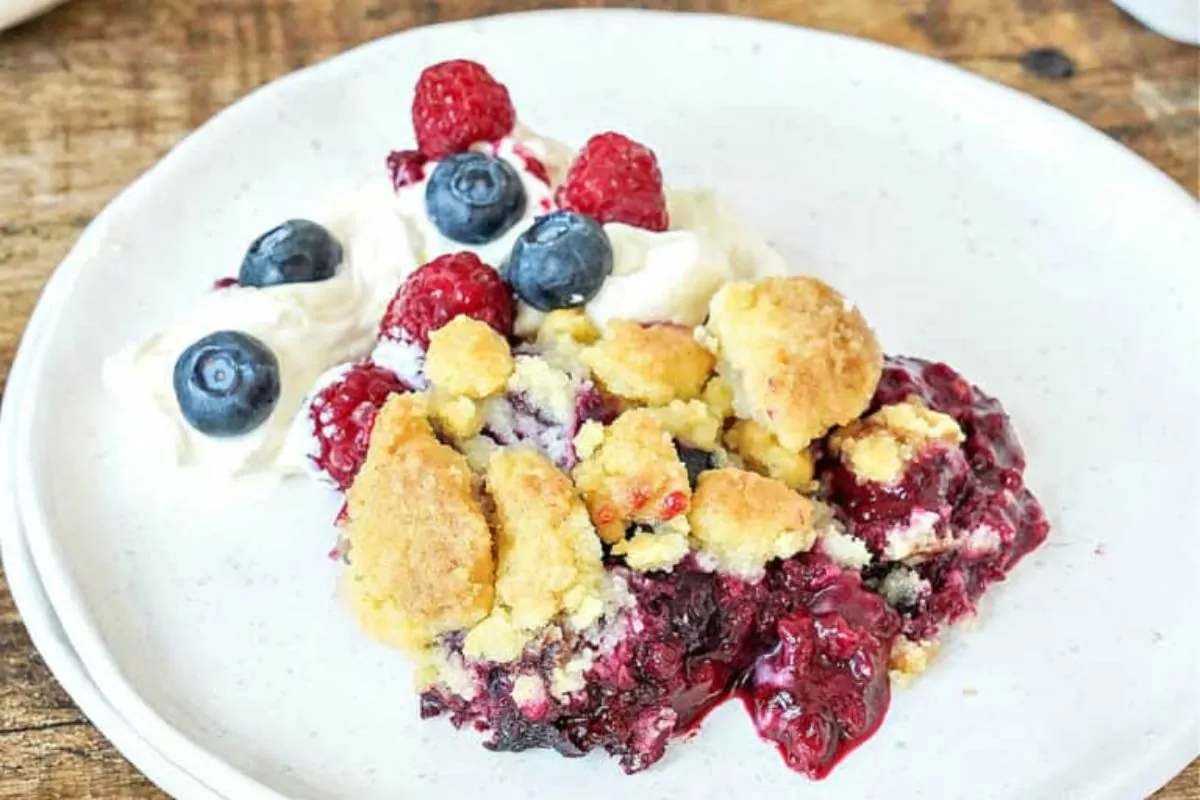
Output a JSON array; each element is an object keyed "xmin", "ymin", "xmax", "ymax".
[{"xmin": 1020, "ymin": 47, "xmax": 1076, "ymax": 80}]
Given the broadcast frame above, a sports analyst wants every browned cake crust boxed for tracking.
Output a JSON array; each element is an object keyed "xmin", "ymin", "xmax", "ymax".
[
  {"xmin": 342, "ymin": 394, "xmax": 495, "ymax": 654},
  {"xmin": 572, "ymin": 409, "xmax": 691, "ymax": 545},
  {"xmin": 706, "ymin": 276, "xmax": 883, "ymax": 450},
  {"xmin": 689, "ymin": 468, "xmax": 817, "ymax": 577},
  {"xmin": 582, "ymin": 320, "xmax": 715, "ymax": 405},
  {"xmin": 462, "ymin": 448, "xmax": 606, "ymax": 662},
  {"xmin": 828, "ymin": 396, "xmax": 964, "ymax": 484}
]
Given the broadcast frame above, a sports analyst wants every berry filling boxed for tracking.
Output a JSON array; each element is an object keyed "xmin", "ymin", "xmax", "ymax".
[
  {"xmin": 819, "ymin": 356, "xmax": 1050, "ymax": 640},
  {"xmin": 741, "ymin": 565, "xmax": 897, "ymax": 779},
  {"xmin": 417, "ymin": 356, "xmax": 1045, "ymax": 777},
  {"xmin": 482, "ymin": 379, "xmax": 618, "ymax": 472},
  {"xmin": 420, "ymin": 553, "xmax": 898, "ymax": 776}
]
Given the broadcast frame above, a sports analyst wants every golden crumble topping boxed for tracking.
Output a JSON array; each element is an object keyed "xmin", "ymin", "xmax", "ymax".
[
  {"xmin": 462, "ymin": 449, "xmax": 606, "ymax": 663},
  {"xmin": 612, "ymin": 530, "xmax": 690, "ymax": 572},
  {"xmin": 428, "ymin": 393, "xmax": 485, "ymax": 440},
  {"xmin": 536, "ymin": 308, "xmax": 600, "ymax": 353},
  {"xmin": 581, "ymin": 321, "xmax": 715, "ymax": 406},
  {"xmin": 342, "ymin": 394, "xmax": 495, "ymax": 654},
  {"xmin": 646, "ymin": 399, "xmax": 724, "ymax": 450},
  {"xmin": 573, "ymin": 420, "xmax": 606, "ymax": 460},
  {"xmin": 572, "ymin": 409, "xmax": 691, "ymax": 544},
  {"xmin": 701, "ymin": 376, "xmax": 736, "ymax": 419},
  {"xmin": 706, "ymin": 277, "xmax": 883, "ymax": 450},
  {"xmin": 507, "ymin": 354, "xmax": 578, "ymax": 423},
  {"xmin": 689, "ymin": 468, "xmax": 816, "ymax": 578},
  {"xmin": 890, "ymin": 637, "xmax": 941, "ymax": 686},
  {"xmin": 424, "ymin": 315, "xmax": 515, "ymax": 399},
  {"xmin": 458, "ymin": 435, "xmax": 499, "ymax": 473},
  {"xmin": 724, "ymin": 419, "xmax": 816, "ymax": 491},
  {"xmin": 829, "ymin": 397, "xmax": 964, "ymax": 484}
]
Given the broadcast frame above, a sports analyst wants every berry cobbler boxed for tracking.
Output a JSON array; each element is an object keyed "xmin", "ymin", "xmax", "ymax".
[{"xmin": 106, "ymin": 59, "xmax": 1049, "ymax": 777}]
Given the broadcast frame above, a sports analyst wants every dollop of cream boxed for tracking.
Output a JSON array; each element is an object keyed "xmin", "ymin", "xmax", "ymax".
[
  {"xmin": 107, "ymin": 123, "xmax": 786, "ymax": 478},
  {"xmin": 104, "ymin": 183, "xmax": 419, "ymax": 476},
  {"xmin": 516, "ymin": 188, "xmax": 785, "ymax": 334}
]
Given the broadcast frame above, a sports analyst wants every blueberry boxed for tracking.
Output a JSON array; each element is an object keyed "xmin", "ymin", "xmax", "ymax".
[
  {"xmin": 425, "ymin": 153, "xmax": 527, "ymax": 244},
  {"xmin": 238, "ymin": 219, "xmax": 343, "ymax": 287},
  {"xmin": 506, "ymin": 211, "xmax": 613, "ymax": 312},
  {"xmin": 173, "ymin": 331, "xmax": 281, "ymax": 437},
  {"xmin": 675, "ymin": 443, "xmax": 716, "ymax": 490}
]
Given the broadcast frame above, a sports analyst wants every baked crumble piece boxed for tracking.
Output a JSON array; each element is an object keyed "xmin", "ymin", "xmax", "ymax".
[
  {"xmin": 342, "ymin": 394, "xmax": 495, "ymax": 653},
  {"xmin": 428, "ymin": 393, "xmax": 485, "ymax": 440},
  {"xmin": 535, "ymin": 308, "xmax": 600, "ymax": 357},
  {"xmin": 889, "ymin": 636, "xmax": 941, "ymax": 685},
  {"xmin": 424, "ymin": 315, "xmax": 515, "ymax": 399},
  {"xmin": 701, "ymin": 375, "xmax": 736, "ymax": 419},
  {"xmin": 571, "ymin": 408, "xmax": 691, "ymax": 546},
  {"xmin": 689, "ymin": 468, "xmax": 816, "ymax": 578},
  {"xmin": 581, "ymin": 320, "xmax": 715, "ymax": 405},
  {"xmin": 829, "ymin": 396, "xmax": 964, "ymax": 484},
  {"xmin": 706, "ymin": 276, "xmax": 883, "ymax": 450},
  {"xmin": 645, "ymin": 399, "xmax": 724, "ymax": 450},
  {"xmin": 463, "ymin": 448, "xmax": 606, "ymax": 661},
  {"xmin": 724, "ymin": 418, "xmax": 816, "ymax": 490}
]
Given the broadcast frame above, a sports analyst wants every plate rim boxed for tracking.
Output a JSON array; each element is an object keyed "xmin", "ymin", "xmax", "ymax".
[
  {"xmin": 0, "ymin": 250, "xmax": 225, "ymax": 799},
  {"xmin": 6, "ymin": 8, "xmax": 1199, "ymax": 799}
]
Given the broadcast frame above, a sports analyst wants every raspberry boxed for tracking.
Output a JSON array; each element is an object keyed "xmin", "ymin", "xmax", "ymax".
[
  {"xmin": 555, "ymin": 132, "xmax": 669, "ymax": 231},
  {"xmin": 387, "ymin": 149, "xmax": 428, "ymax": 190},
  {"xmin": 308, "ymin": 363, "xmax": 408, "ymax": 491},
  {"xmin": 412, "ymin": 60, "xmax": 516, "ymax": 159},
  {"xmin": 378, "ymin": 252, "xmax": 515, "ymax": 347}
]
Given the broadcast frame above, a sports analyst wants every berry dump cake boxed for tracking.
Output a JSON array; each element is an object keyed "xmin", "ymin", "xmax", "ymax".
[{"xmin": 105, "ymin": 59, "xmax": 1049, "ymax": 777}]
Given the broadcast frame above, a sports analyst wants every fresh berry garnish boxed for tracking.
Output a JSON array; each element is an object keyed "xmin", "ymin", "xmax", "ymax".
[
  {"xmin": 425, "ymin": 152, "xmax": 527, "ymax": 244},
  {"xmin": 378, "ymin": 252, "xmax": 515, "ymax": 347},
  {"xmin": 675, "ymin": 443, "xmax": 716, "ymax": 490},
  {"xmin": 173, "ymin": 331, "xmax": 281, "ymax": 437},
  {"xmin": 505, "ymin": 211, "xmax": 613, "ymax": 312},
  {"xmin": 412, "ymin": 60, "xmax": 516, "ymax": 159},
  {"xmin": 387, "ymin": 149, "xmax": 428, "ymax": 190},
  {"xmin": 238, "ymin": 220, "xmax": 343, "ymax": 287},
  {"xmin": 309, "ymin": 363, "xmax": 408, "ymax": 490},
  {"xmin": 554, "ymin": 132, "xmax": 669, "ymax": 231}
]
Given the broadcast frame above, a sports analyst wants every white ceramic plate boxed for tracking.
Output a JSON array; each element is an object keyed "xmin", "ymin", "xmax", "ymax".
[
  {"xmin": 0, "ymin": 280, "xmax": 220, "ymax": 799},
  {"xmin": 7, "ymin": 10, "xmax": 1199, "ymax": 800},
  {"xmin": 0, "ymin": 0, "xmax": 68, "ymax": 31}
]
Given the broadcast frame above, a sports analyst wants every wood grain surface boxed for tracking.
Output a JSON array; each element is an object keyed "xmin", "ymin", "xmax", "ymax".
[{"xmin": 0, "ymin": 0, "xmax": 1196, "ymax": 797}]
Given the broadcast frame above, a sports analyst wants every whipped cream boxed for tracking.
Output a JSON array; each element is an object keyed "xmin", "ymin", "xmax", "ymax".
[
  {"xmin": 515, "ymin": 188, "xmax": 784, "ymax": 335},
  {"xmin": 108, "ymin": 123, "xmax": 786, "ymax": 478},
  {"xmin": 104, "ymin": 182, "xmax": 419, "ymax": 476}
]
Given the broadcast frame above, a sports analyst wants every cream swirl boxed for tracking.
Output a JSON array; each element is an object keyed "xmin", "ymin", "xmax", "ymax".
[{"xmin": 107, "ymin": 125, "xmax": 785, "ymax": 478}]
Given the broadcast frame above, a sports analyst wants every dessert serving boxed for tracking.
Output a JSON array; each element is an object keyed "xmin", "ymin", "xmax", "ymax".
[{"xmin": 106, "ymin": 59, "xmax": 1049, "ymax": 779}]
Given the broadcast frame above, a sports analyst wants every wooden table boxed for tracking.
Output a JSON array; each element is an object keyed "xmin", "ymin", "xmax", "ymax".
[{"xmin": 0, "ymin": 0, "xmax": 1196, "ymax": 796}]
